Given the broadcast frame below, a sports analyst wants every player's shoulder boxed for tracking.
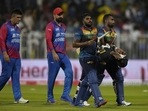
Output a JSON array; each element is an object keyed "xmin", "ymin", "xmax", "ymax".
[
  {"xmin": 2, "ymin": 21, "xmax": 9, "ymax": 26},
  {"xmin": 0, "ymin": 21, "xmax": 9, "ymax": 30},
  {"xmin": 97, "ymin": 26, "xmax": 105, "ymax": 32},
  {"xmin": 74, "ymin": 27, "xmax": 82, "ymax": 36},
  {"xmin": 97, "ymin": 25, "xmax": 104, "ymax": 30},
  {"xmin": 46, "ymin": 21, "xmax": 54, "ymax": 29},
  {"xmin": 47, "ymin": 21, "xmax": 54, "ymax": 26},
  {"xmin": 74, "ymin": 26, "xmax": 81, "ymax": 31},
  {"xmin": 92, "ymin": 26, "xmax": 98, "ymax": 31}
]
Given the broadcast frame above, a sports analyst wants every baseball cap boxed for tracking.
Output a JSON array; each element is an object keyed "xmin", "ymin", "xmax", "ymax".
[{"xmin": 53, "ymin": 7, "xmax": 63, "ymax": 15}]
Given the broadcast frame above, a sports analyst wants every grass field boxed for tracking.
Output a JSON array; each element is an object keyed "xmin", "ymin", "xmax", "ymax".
[{"xmin": 0, "ymin": 84, "xmax": 148, "ymax": 111}]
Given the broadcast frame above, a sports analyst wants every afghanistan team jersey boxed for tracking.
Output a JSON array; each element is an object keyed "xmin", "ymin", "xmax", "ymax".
[
  {"xmin": 74, "ymin": 26, "xmax": 98, "ymax": 58},
  {"xmin": 98, "ymin": 26, "xmax": 117, "ymax": 45},
  {"xmin": 45, "ymin": 21, "xmax": 66, "ymax": 54},
  {"xmin": 0, "ymin": 21, "xmax": 21, "ymax": 58}
]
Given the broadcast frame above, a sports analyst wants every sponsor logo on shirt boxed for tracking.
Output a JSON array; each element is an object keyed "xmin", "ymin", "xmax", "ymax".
[
  {"xmin": 55, "ymin": 32, "xmax": 65, "ymax": 37},
  {"xmin": 55, "ymin": 28, "xmax": 60, "ymax": 31},
  {"xmin": 12, "ymin": 33, "xmax": 20, "ymax": 38},
  {"xmin": 11, "ymin": 39, "xmax": 20, "ymax": 43},
  {"xmin": 10, "ymin": 28, "xmax": 15, "ymax": 31},
  {"xmin": 54, "ymin": 38, "xmax": 65, "ymax": 42},
  {"xmin": 11, "ymin": 33, "xmax": 20, "ymax": 43}
]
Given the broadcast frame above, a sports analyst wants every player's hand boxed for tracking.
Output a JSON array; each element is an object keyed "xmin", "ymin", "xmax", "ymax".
[
  {"xmin": 110, "ymin": 51, "xmax": 122, "ymax": 60},
  {"xmin": 92, "ymin": 36, "xmax": 97, "ymax": 40},
  {"xmin": 87, "ymin": 39, "xmax": 95, "ymax": 45},
  {"xmin": 52, "ymin": 52, "xmax": 59, "ymax": 61},
  {"xmin": 3, "ymin": 52, "xmax": 10, "ymax": 62},
  {"xmin": 115, "ymin": 47, "xmax": 126, "ymax": 55}
]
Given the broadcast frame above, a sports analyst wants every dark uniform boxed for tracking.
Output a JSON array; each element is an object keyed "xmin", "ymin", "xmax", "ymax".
[{"xmin": 96, "ymin": 26, "xmax": 127, "ymax": 105}]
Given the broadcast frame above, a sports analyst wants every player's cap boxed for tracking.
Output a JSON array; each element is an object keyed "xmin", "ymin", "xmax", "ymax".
[{"xmin": 53, "ymin": 7, "xmax": 63, "ymax": 15}]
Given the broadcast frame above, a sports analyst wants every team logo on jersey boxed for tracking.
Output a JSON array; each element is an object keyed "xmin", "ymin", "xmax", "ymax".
[
  {"xmin": 10, "ymin": 28, "xmax": 15, "ymax": 31},
  {"xmin": 55, "ymin": 32, "xmax": 65, "ymax": 37},
  {"xmin": 12, "ymin": 33, "xmax": 20, "ymax": 38},
  {"xmin": 55, "ymin": 28, "xmax": 60, "ymax": 31}
]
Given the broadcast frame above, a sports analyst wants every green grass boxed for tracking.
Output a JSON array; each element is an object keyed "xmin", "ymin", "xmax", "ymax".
[{"xmin": 0, "ymin": 84, "xmax": 148, "ymax": 111}]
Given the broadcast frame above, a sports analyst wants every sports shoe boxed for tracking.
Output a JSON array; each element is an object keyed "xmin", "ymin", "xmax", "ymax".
[
  {"xmin": 14, "ymin": 97, "xmax": 29, "ymax": 104},
  {"xmin": 61, "ymin": 96, "xmax": 72, "ymax": 103},
  {"xmin": 95, "ymin": 100, "xmax": 107, "ymax": 108},
  {"xmin": 47, "ymin": 99, "xmax": 56, "ymax": 104},
  {"xmin": 83, "ymin": 101, "xmax": 90, "ymax": 106},
  {"xmin": 72, "ymin": 102, "xmax": 84, "ymax": 107},
  {"xmin": 73, "ymin": 103, "xmax": 84, "ymax": 107},
  {"xmin": 118, "ymin": 101, "xmax": 132, "ymax": 106}
]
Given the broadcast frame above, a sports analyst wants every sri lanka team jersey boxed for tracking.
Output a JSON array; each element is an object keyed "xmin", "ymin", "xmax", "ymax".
[
  {"xmin": 45, "ymin": 21, "xmax": 66, "ymax": 54},
  {"xmin": 98, "ymin": 26, "xmax": 116, "ymax": 45},
  {"xmin": 75, "ymin": 26, "xmax": 98, "ymax": 58},
  {"xmin": 0, "ymin": 21, "xmax": 21, "ymax": 58}
]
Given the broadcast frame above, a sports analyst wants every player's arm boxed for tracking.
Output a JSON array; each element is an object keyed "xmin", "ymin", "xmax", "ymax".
[
  {"xmin": 0, "ymin": 25, "xmax": 10, "ymax": 62},
  {"xmin": 97, "ymin": 28, "xmax": 106, "ymax": 45},
  {"xmin": 73, "ymin": 29, "xmax": 95, "ymax": 48},
  {"xmin": 73, "ymin": 38, "xmax": 96, "ymax": 48},
  {"xmin": 45, "ymin": 24, "xmax": 59, "ymax": 61},
  {"xmin": 73, "ymin": 39, "xmax": 88, "ymax": 48}
]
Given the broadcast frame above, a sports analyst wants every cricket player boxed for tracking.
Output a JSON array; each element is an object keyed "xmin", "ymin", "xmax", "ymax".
[
  {"xmin": 72, "ymin": 13, "xmax": 107, "ymax": 107},
  {"xmin": 0, "ymin": 8, "xmax": 29, "ymax": 103},
  {"xmin": 96, "ymin": 14, "xmax": 131, "ymax": 106},
  {"xmin": 45, "ymin": 7, "xmax": 73, "ymax": 104}
]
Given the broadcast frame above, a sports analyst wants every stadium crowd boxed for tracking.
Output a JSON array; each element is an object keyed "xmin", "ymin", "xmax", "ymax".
[{"xmin": 0, "ymin": 0, "xmax": 148, "ymax": 59}]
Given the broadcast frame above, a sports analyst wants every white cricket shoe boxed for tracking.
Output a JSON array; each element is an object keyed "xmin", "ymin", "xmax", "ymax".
[
  {"xmin": 118, "ymin": 101, "xmax": 131, "ymax": 106},
  {"xmin": 14, "ymin": 97, "xmax": 29, "ymax": 104},
  {"xmin": 83, "ymin": 101, "xmax": 90, "ymax": 106}
]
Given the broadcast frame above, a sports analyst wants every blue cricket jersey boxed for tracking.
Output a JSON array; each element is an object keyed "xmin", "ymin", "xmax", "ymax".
[
  {"xmin": 74, "ymin": 26, "xmax": 98, "ymax": 58},
  {"xmin": 0, "ymin": 21, "xmax": 21, "ymax": 58},
  {"xmin": 45, "ymin": 21, "xmax": 66, "ymax": 54}
]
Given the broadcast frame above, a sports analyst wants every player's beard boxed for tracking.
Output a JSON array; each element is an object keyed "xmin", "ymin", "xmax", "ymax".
[
  {"xmin": 85, "ymin": 22, "xmax": 92, "ymax": 27},
  {"xmin": 108, "ymin": 23, "xmax": 114, "ymax": 28},
  {"xmin": 56, "ymin": 18, "xmax": 63, "ymax": 23}
]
